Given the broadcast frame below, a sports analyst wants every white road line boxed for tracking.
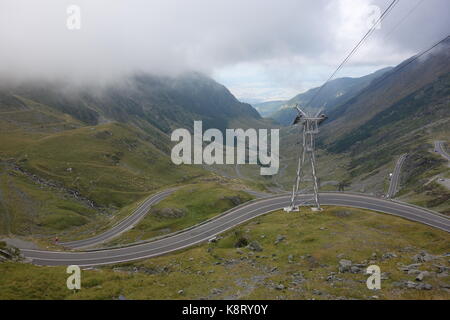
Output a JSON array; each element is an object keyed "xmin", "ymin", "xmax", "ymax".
[{"xmin": 22, "ymin": 194, "xmax": 450, "ymax": 265}]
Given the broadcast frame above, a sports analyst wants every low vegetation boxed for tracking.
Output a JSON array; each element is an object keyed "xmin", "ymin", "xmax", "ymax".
[
  {"xmin": 105, "ymin": 182, "xmax": 254, "ymax": 246},
  {"xmin": 0, "ymin": 97, "xmax": 208, "ymax": 240},
  {"xmin": 1, "ymin": 206, "xmax": 449, "ymax": 300}
]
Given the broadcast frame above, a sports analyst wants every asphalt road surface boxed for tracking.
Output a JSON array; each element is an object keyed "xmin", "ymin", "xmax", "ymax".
[
  {"xmin": 61, "ymin": 188, "xmax": 178, "ymax": 249},
  {"xmin": 22, "ymin": 192, "xmax": 450, "ymax": 266},
  {"xmin": 435, "ymin": 141, "xmax": 450, "ymax": 161},
  {"xmin": 387, "ymin": 154, "xmax": 407, "ymax": 198}
]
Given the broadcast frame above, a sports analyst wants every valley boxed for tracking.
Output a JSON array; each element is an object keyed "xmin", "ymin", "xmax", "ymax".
[{"xmin": 0, "ymin": 32, "xmax": 449, "ymax": 302}]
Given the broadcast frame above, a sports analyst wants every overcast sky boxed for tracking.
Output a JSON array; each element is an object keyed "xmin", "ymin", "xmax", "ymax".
[{"xmin": 0, "ymin": 0, "xmax": 449, "ymax": 102}]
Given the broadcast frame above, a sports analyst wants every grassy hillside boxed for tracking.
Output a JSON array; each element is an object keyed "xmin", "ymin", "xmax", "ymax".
[
  {"xmin": 4, "ymin": 72, "xmax": 262, "ymax": 134},
  {"xmin": 105, "ymin": 181, "xmax": 254, "ymax": 246},
  {"xmin": 270, "ymin": 67, "xmax": 392, "ymax": 125},
  {"xmin": 322, "ymin": 41, "xmax": 450, "ymax": 143},
  {"xmin": 0, "ymin": 90, "xmax": 208, "ymax": 240},
  {"xmin": 1, "ymin": 206, "xmax": 449, "ymax": 300},
  {"xmin": 327, "ymin": 72, "xmax": 450, "ymax": 154},
  {"xmin": 260, "ymin": 49, "xmax": 450, "ymax": 213},
  {"xmin": 0, "ymin": 71, "xmax": 274, "ymax": 242}
]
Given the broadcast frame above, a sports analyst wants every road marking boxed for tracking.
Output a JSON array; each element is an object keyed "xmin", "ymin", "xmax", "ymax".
[
  {"xmin": 61, "ymin": 189, "xmax": 177, "ymax": 248},
  {"xmin": 22, "ymin": 193, "xmax": 450, "ymax": 265}
]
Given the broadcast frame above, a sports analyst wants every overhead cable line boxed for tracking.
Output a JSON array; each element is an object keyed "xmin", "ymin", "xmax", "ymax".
[
  {"xmin": 383, "ymin": 0, "xmax": 425, "ymax": 40},
  {"xmin": 303, "ymin": 0, "xmax": 399, "ymax": 108},
  {"xmin": 361, "ymin": 34, "xmax": 450, "ymax": 90}
]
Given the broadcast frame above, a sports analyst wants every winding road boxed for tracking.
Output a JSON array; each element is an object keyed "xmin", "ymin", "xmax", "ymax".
[
  {"xmin": 387, "ymin": 154, "xmax": 408, "ymax": 198},
  {"xmin": 435, "ymin": 141, "xmax": 450, "ymax": 161},
  {"xmin": 61, "ymin": 188, "xmax": 178, "ymax": 249},
  {"xmin": 21, "ymin": 192, "xmax": 450, "ymax": 267}
]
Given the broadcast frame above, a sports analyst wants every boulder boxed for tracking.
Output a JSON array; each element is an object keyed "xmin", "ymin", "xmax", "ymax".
[
  {"xmin": 350, "ymin": 266, "xmax": 363, "ymax": 274},
  {"xmin": 381, "ymin": 252, "xmax": 397, "ymax": 260},
  {"xmin": 338, "ymin": 259, "xmax": 352, "ymax": 273},
  {"xmin": 416, "ymin": 283, "xmax": 433, "ymax": 290},
  {"xmin": 275, "ymin": 284, "xmax": 285, "ymax": 290},
  {"xmin": 248, "ymin": 241, "xmax": 263, "ymax": 252},
  {"xmin": 412, "ymin": 251, "xmax": 436, "ymax": 263},
  {"xmin": 416, "ymin": 271, "xmax": 430, "ymax": 282},
  {"xmin": 211, "ymin": 288, "xmax": 222, "ymax": 295},
  {"xmin": 274, "ymin": 235, "xmax": 286, "ymax": 245}
]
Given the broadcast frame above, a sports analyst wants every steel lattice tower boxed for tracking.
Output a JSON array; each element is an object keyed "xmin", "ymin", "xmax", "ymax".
[{"xmin": 284, "ymin": 105, "xmax": 327, "ymax": 212}]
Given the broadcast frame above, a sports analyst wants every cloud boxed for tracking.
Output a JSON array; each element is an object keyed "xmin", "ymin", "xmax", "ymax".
[{"xmin": 0, "ymin": 0, "xmax": 448, "ymax": 96}]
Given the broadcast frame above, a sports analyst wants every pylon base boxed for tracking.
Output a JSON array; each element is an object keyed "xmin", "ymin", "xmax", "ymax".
[{"xmin": 283, "ymin": 206, "xmax": 300, "ymax": 213}]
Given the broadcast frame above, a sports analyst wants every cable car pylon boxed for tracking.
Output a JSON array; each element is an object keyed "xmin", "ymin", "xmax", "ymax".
[{"xmin": 284, "ymin": 105, "xmax": 327, "ymax": 212}]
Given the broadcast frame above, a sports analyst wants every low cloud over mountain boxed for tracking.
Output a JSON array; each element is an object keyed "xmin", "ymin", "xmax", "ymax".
[{"xmin": 1, "ymin": 0, "xmax": 449, "ymax": 94}]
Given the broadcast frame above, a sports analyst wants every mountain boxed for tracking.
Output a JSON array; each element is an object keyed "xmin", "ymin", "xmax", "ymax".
[
  {"xmin": 1, "ymin": 72, "xmax": 261, "ymax": 134},
  {"xmin": 252, "ymin": 100, "xmax": 287, "ymax": 117},
  {"xmin": 270, "ymin": 67, "xmax": 393, "ymax": 125},
  {"xmin": 322, "ymin": 39, "xmax": 450, "ymax": 149},
  {"xmin": 316, "ymin": 39, "xmax": 450, "ymax": 211},
  {"xmin": 0, "ymin": 72, "xmax": 266, "ymax": 236},
  {"xmin": 267, "ymin": 40, "xmax": 450, "ymax": 214}
]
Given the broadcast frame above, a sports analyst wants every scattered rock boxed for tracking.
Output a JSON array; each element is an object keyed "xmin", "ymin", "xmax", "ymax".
[
  {"xmin": 350, "ymin": 266, "xmax": 363, "ymax": 274},
  {"xmin": 416, "ymin": 283, "xmax": 433, "ymax": 290},
  {"xmin": 274, "ymin": 235, "xmax": 286, "ymax": 245},
  {"xmin": 398, "ymin": 263, "xmax": 422, "ymax": 273},
  {"xmin": 291, "ymin": 272, "xmax": 305, "ymax": 285},
  {"xmin": 248, "ymin": 241, "xmax": 263, "ymax": 252},
  {"xmin": 338, "ymin": 259, "xmax": 352, "ymax": 273},
  {"xmin": 381, "ymin": 252, "xmax": 397, "ymax": 260},
  {"xmin": 312, "ymin": 289, "xmax": 322, "ymax": 296},
  {"xmin": 407, "ymin": 269, "xmax": 421, "ymax": 275},
  {"xmin": 433, "ymin": 264, "xmax": 449, "ymax": 273},
  {"xmin": 416, "ymin": 271, "xmax": 430, "ymax": 282},
  {"xmin": 394, "ymin": 280, "xmax": 433, "ymax": 290},
  {"xmin": 211, "ymin": 288, "xmax": 222, "ymax": 295},
  {"xmin": 275, "ymin": 284, "xmax": 285, "ymax": 290},
  {"xmin": 412, "ymin": 251, "xmax": 436, "ymax": 263},
  {"xmin": 326, "ymin": 272, "xmax": 342, "ymax": 282}
]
